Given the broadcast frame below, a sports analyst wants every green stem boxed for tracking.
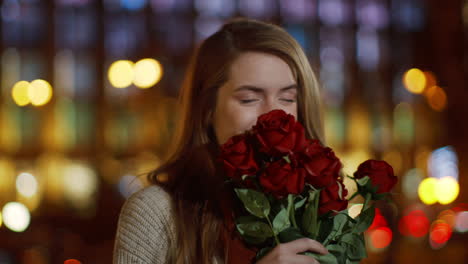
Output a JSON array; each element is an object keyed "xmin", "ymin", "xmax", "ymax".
[
  {"xmin": 362, "ymin": 193, "xmax": 372, "ymax": 212},
  {"xmin": 266, "ymin": 215, "xmax": 280, "ymax": 245},
  {"xmin": 311, "ymin": 191, "xmax": 320, "ymax": 239}
]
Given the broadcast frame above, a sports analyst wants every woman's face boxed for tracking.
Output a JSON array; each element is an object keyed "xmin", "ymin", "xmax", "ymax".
[{"xmin": 213, "ymin": 51, "xmax": 298, "ymax": 145}]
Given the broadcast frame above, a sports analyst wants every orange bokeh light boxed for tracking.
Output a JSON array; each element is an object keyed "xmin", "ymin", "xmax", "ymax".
[
  {"xmin": 370, "ymin": 227, "xmax": 393, "ymax": 249},
  {"xmin": 64, "ymin": 259, "xmax": 82, "ymax": 264}
]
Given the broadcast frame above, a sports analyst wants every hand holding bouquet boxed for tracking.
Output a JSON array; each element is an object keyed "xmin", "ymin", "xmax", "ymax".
[{"xmin": 219, "ymin": 110, "xmax": 398, "ymax": 264}]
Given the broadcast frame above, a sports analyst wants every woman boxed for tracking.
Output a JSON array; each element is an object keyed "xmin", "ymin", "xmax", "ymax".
[{"xmin": 113, "ymin": 18, "xmax": 329, "ymax": 264}]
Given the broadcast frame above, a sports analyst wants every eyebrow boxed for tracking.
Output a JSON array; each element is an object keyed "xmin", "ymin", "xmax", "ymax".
[{"xmin": 233, "ymin": 84, "xmax": 298, "ymax": 93}]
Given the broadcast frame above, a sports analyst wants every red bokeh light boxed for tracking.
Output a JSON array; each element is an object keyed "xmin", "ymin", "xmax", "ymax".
[
  {"xmin": 398, "ymin": 210, "xmax": 430, "ymax": 237},
  {"xmin": 370, "ymin": 227, "xmax": 393, "ymax": 249},
  {"xmin": 368, "ymin": 208, "xmax": 388, "ymax": 231},
  {"xmin": 64, "ymin": 259, "xmax": 81, "ymax": 264},
  {"xmin": 430, "ymin": 221, "xmax": 452, "ymax": 244}
]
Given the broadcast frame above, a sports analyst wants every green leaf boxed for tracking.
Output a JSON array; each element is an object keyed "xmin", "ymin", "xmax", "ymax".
[
  {"xmin": 236, "ymin": 221, "xmax": 273, "ymax": 239},
  {"xmin": 243, "ymin": 235, "xmax": 267, "ymax": 245},
  {"xmin": 273, "ymin": 208, "xmax": 291, "ymax": 234},
  {"xmin": 283, "ymin": 155, "xmax": 291, "ymax": 163},
  {"xmin": 301, "ymin": 190, "xmax": 320, "ymax": 235},
  {"xmin": 323, "ymin": 213, "xmax": 348, "ymax": 244},
  {"xmin": 303, "ymin": 252, "xmax": 338, "ymax": 264},
  {"xmin": 235, "ymin": 188, "xmax": 270, "ymax": 218},
  {"xmin": 326, "ymin": 244, "xmax": 346, "ymax": 263},
  {"xmin": 294, "ymin": 196, "xmax": 307, "ymax": 210},
  {"xmin": 278, "ymin": 227, "xmax": 304, "ymax": 243},
  {"xmin": 341, "ymin": 233, "xmax": 367, "ymax": 260},
  {"xmin": 354, "ymin": 205, "xmax": 375, "ymax": 233},
  {"xmin": 356, "ymin": 176, "xmax": 370, "ymax": 186}
]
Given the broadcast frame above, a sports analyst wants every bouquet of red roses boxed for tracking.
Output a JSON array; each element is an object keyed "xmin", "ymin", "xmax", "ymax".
[{"xmin": 219, "ymin": 110, "xmax": 397, "ymax": 264}]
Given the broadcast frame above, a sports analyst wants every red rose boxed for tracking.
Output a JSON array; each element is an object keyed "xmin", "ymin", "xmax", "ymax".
[
  {"xmin": 298, "ymin": 140, "xmax": 342, "ymax": 188},
  {"xmin": 259, "ymin": 159, "xmax": 306, "ymax": 198},
  {"xmin": 354, "ymin": 160, "xmax": 397, "ymax": 194},
  {"xmin": 319, "ymin": 180, "xmax": 348, "ymax": 215},
  {"xmin": 220, "ymin": 134, "xmax": 259, "ymax": 181},
  {"xmin": 253, "ymin": 109, "xmax": 307, "ymax": 156}
]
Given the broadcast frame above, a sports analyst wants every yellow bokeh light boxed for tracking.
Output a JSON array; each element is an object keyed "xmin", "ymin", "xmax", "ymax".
[
  {"xmin": 418, "ymin": 177, "xmax": 438, "ymax": 205},
  {"xmin": 435, "ymin": 177, "xmax": 459, "ymax": 205},
  {"xmin": 11, "ymin": 81, "xmax": 31, "ymax": 106},
  {"xmin": 133, "ymin": 58, "xmax": 163, "ymax": 89},
  {"xmin": 2, "ymin": 202, "xmax": 31, "ymax": 232},
  {"xmin": 0, "ymin": 212, "xmax": 2, "ymax": 227},
  {"xmin": 108, "ymin": 60, "xmax": 134, "ymax": 88},
  {"xmin": 403, "ymin": 68, "xmax": 426, "ymax": 94},
  {"xmin": 16, "ymin": 172, "xmax": 39, "ymax": 198},
  {"xmin": 28, "ymin": 79, "xmax": 53, "ymax": 106},
  {"xmin": 426, "ymin": 86, "xmax": 447, "ymax": 112},
  {"xmin": 348, "ymin": 204, "xmax": 364, "ymax": 219}
]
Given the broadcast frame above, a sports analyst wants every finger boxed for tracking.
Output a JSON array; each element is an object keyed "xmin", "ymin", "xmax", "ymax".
[
  {"xmin": 284, "ymin": 238, "xmax": 329, "ymax": 255},
  {"xmin": 291, "ymin": 254, "xmax": 320, "ymax": 264}
]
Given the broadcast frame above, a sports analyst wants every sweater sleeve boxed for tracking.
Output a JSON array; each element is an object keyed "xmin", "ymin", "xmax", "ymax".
[{"xmin": 113, "ymin": 185, "xmax": 176, "ymax": 264}]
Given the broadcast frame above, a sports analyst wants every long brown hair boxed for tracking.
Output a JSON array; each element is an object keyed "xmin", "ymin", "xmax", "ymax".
[{"xmin": 147, "ymin": 18, "xmax": 326, "ymax": 263}]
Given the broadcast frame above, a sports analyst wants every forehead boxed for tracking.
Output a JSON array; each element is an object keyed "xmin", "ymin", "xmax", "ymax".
[{"xmin": 228, "ymin": 52, "xmax": 296, "ymax": 87}]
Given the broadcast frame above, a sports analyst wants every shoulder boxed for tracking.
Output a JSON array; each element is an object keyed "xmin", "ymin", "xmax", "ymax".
[{"xmin": 114, "ymin": 185, "xmax": 175, "ymax": 264}]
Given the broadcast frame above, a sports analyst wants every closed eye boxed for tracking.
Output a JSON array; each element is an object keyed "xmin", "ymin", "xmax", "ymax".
[{"xmin": 239, "ymin": 99, "xmax": 258, "ymax": 104}]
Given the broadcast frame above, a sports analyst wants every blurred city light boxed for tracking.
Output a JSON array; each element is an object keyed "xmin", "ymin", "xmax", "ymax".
[
  {"xmin": 348, "ymin": 203, "xmax": 363, "ymax": 218},
  {"xmin": 435, "ymin": 177, "xmax": 459, "ymax": 205},
  {"xmin": 454, "ymin": 211, "xmax": 468, "ymax": 233},
  {"xmin": 16, "ymin": 172, "xmax": 38, "ymax": 198},
  {"xmin": 118, "ymin": 174, "xmax": 143, "ymax": 198},
  {"xmin": 369, "ymin": 226, "xmax": 392, "ymax": 249},
  {"xmin": 425, "ymin": 85, "xmax": 447, "ymax": 111},
  {"xmin": 418, "ymin": 177, "xmax": 438, "ymax": 205},
  {"xmin": 2, "ymin": 202, "xmax": 31, "ymax": 232},
  {"xmin": 428, "ymin": 146, "xmax": 459, "ymax": 180},
  {"xmin": 63, "ymin": 163, "xmax": 98, "ymax": 209},
  {"xmin": 399, "ymin": 209, "xmax": 430, "ymax": 238},
  {"xmin": 133, "ymin": 58, "xmax": 163, "ymax": 89},
  {"xmin": 64, "ymin": 259, "xmax": 82, "ymax": 264},
  {"xmin": 403, "ymin": 68, "xmax": 426, "ymax": 94},
  {"xmin": 429, "ymin": 220, "xmax": 452, "ymax": 249},
  {"xmin": 28, "ymin": 79, "xmax": 53, "ymax": 106},
  {"xmin": 11, "ymin": 80, "xmax": 30, "ymax": 106},
  {"xmin": 108, "ymin": 60, "xmax": 134, "ymax": 88}
]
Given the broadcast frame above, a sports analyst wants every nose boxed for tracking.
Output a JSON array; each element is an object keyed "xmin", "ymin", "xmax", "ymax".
[{"xmin": 260, "ymin": 98, "xmax": 280, "ymax": 116}]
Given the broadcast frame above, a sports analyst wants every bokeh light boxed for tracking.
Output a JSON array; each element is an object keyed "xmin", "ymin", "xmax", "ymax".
[
  {"xmin": 133, "ymin": 58, "xmax": 163, "ymax": 89},
  {"xmin": 348, "ymin": 203, "xmax": 363, "ymax": 219},
  {"xmin": 369, "ymin": 227, "xmax": 392, "ymax": 249},
  {"xmin": 63, "ymin": 163, "xmax": 98, "ymax": 209},
  {"xmin": 428, "ymin": 146, "xmax": 459, "ymax": 180},
  {"xmin": 454, "ymin": 211, "xmax": 468, "ymax": 233},
  {"xmin": 435, "ymin": 176, "xmax": 459, "ymax": 205},
  {"xmin": 28, "ymin": 79, "xmax": 53, "ymax": 106},
  {"xmin": 418, "ymin": 177, "xmax": 438, "ymax": 205},
  {"xmin": 0, "ymin": 212, "xmax": 2, "ymax": 228},
  {"xmin": 423, "ymin": 71, "xmax": 437, "ymax": 89},
  {"xmin": 108, "ymin": 60, "xmax": 134, "ymax": 88},
  {"xmin": 438, "ymin": 210, "xmax": 456, "ymax": 228},
  {"xmin": 368, "ymin": 208, "xmax": 388, "ymax": 231},
  {"xmin": 16, "ymin": 172, "xmax": 39, "ymax": 198},
  {"xmin": 2, "ymin": 202, "xmax": 31, "ymax": 232},
  {"xmin": 64, "ymin": 259, "xmax": 82, "ymax": 264},
  {"xmin": 118, "ymin": 174, "xmax": 143, "ymax": 198},
  {"xmin": 425, "ymin": 85, "xmax": 447, "ymax": 111},
  {"xmin": 402, "ymin": 168, "xmax": 423, "ymax": 200},
  {"xmin": 399, "ymin": 209, "xmax": 430, "ymax": 237},
  {"xmin": 11, "ymin": 80, "xmax": 31, "ymax": 106},
  {"xmin": 430, "ymin": 220, "xmax": 452, "ymax": 246},
  {"xmin": 403, "ymin": 68, "xmax": 426, "ymax": 94}
]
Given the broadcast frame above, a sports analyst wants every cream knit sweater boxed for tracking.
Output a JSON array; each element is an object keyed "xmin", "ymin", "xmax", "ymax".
[{"xmin": 113, "ymin": 185, "xmax": 223, "ymax": 264}]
